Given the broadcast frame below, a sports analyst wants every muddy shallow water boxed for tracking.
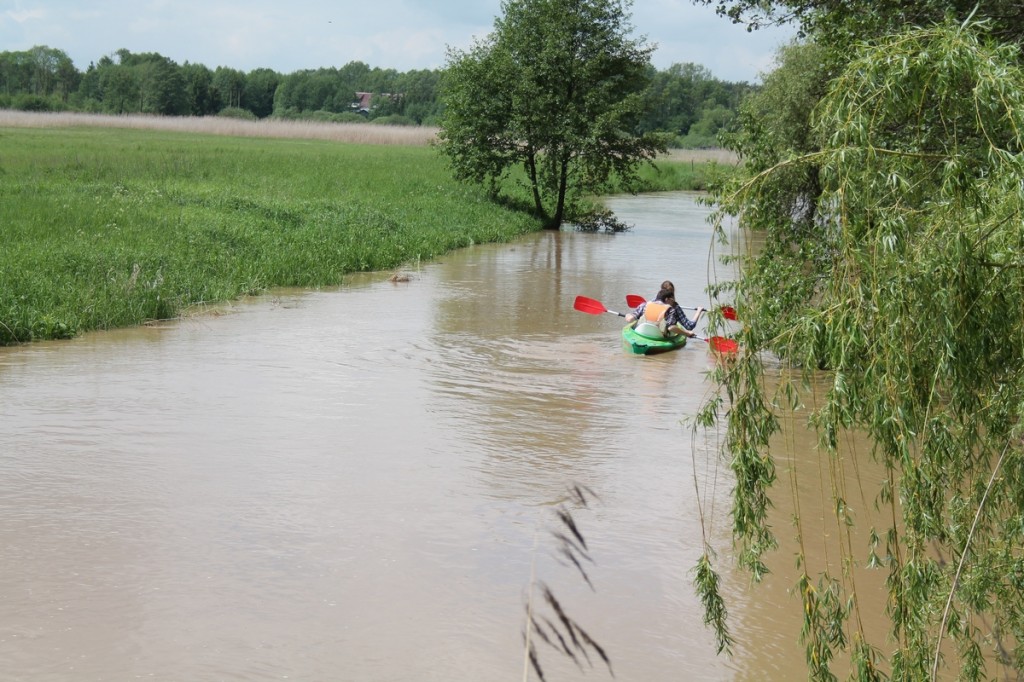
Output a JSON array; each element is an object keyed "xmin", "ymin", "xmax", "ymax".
[{"xmin": 0, "ymin": 193, "xmax": 889, "ymax": 681}]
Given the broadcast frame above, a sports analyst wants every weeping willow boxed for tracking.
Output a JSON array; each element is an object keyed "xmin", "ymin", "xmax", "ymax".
[{"xmin": 697, "ymin": 19, "xmax": 1024, "ymax": 681}]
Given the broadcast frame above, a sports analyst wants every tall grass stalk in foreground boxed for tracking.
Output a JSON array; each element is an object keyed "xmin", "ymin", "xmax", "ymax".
[
  {"xmin": 0, "ymin": 126, "xmax": 540, "ymax": 344},
  {"xmin": 522, "ymin": 484, "xmax": 612, "ymax": 681}
]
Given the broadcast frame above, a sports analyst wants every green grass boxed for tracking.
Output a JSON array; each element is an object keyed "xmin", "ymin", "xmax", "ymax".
[
  {"xmin": 0, "ymin": 125, "xmax": 722, "ymax": 344},
  {"xmin": 0, "ymin": 127, "xmax": 542, "ymax": 344},
  {"xmin": 629, "ymin": 156, "xmax": 740, "ymax": 193}
]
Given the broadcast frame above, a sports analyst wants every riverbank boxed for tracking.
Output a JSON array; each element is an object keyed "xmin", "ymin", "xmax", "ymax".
[{"xmin": 1, "ymin": 119, "xmax": 724, "ymax": 344}]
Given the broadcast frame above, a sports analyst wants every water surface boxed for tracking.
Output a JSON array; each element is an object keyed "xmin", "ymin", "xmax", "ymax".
[{"xmin": 1, "ymin": 192, "xmax": 875, "ymax": 680}]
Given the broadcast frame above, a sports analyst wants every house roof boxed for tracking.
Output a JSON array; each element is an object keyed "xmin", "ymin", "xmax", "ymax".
[{"xmin": 354, "ymin": 91, "xmax": 373, "ymax": 112}]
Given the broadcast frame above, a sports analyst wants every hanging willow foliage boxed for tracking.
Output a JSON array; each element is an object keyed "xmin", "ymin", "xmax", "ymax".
[{"xmin": 699, "ymin": 19, "xmax": 1024, "ymax": 681}]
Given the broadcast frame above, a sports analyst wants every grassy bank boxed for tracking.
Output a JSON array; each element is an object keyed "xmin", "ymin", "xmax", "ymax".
[
  {"xmin": 0, "ymin": 126, "xmax": 543, "ymax": 344},
  {"xmin": 1, "ymin": 115, "xmax": 723, "ymax": 344}
]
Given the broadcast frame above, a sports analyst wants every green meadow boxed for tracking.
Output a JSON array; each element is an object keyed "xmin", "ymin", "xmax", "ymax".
[{"xmin": 0, "ymin": 122, "xmax": 713, "ymax": 344}]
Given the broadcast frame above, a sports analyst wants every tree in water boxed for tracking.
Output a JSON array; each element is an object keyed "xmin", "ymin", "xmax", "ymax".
[{"xmin": 437, "ymin": 0, "xmax": 666, "ymax": 229}]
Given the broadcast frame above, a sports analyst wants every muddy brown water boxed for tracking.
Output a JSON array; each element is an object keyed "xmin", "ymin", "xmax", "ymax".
[{"xmin": 1, "ymin": 193, "xmax": 892, "ymax": 681}]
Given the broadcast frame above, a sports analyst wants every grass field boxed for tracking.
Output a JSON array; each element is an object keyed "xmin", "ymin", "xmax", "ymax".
[
  {"xmin": 0, "ymin": 112, "xmax": 731, "ymax": 344},
  {"xmin": 0, "ymin": 124, "xmax": 544, "ymax": 343}
]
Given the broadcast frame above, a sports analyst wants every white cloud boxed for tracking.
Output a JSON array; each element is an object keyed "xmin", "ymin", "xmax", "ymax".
[{"xmin": 6, "ymin": 8, "xmax": 46, "ymax": 22}]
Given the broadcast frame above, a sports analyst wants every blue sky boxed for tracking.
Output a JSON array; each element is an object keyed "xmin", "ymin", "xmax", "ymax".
[{"xmin": 1, "ymin": 0, "xmax": 795, "ymax": 83}]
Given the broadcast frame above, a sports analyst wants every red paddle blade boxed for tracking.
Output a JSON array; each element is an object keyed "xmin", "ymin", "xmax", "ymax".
[
  {"xmin": 721, "ymin": 306, "xmax": 738, "ymax": 321},
  {"xmin": 573, "ymin": 295, "xmax": 608, "ymax": 315},
  {"xmin": 626, "ymin": 294, "xmax": 646, "ymax": 308},
  {"xmin": 707, "ymin": 336, "xmax": 738, "ymax": 354}
]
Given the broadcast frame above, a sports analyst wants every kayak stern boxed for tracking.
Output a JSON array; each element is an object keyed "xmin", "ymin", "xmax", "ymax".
[{"xmin": 621, "ymin": 325, "xmax": 687, "ymax": 355}]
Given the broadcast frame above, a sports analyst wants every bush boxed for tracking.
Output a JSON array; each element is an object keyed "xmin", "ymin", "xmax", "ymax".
[
  {"xmin": 292, "ymin": 110, "xmax": 365, "ymax": 123},
  {"xmin": 371, "ymin": 114, "xmax": 415, "ymax": 126},
  {"xmin": 573, "ymin": 208, "xmax": 632, "ymax": 233},
  {"xmin": 12, "ymin": 94, "xmax": 58, "ymax": 112},
  {"xmin": 217, "ymin": 107, "xmax": 258, "ymax": 120},
  {"xmin": 330, "ymin": 111, "xmax": 367, "ymax": 123}
]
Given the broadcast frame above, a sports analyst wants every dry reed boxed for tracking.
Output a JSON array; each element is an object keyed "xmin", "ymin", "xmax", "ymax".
[
  {"xmin": 0, "ymin": 110, "xmax": 440, "ymax": 145},
  {"xmin": 522, "ymin": 484, "xmax": 611, "ymax": 682}
]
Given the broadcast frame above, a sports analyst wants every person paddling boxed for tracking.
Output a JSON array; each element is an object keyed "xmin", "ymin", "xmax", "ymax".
[{"xmin": 625, "ymin": 288, "xmax": 704, "ymax": 339}]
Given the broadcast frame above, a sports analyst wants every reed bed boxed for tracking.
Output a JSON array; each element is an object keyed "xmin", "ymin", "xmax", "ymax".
[
  {"xmin": 0, "ymin": 125, "xmax": 537, "ymax": 344},
  {"xmin": 0, "ymin": 110, "xmax": 440, "ymax": 145}
]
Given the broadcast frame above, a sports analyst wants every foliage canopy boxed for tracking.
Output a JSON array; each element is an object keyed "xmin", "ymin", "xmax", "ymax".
[
  {"xmin": 2, "ymin": 42, "xmax": 753, "ymax": 144},
  {"xmin": 699, "ymin": 18, "xmax": 1024, "ymax": 681},
  {"xmin": 436, "ymin": 0, "xmax": 667, "ymax": 229}
]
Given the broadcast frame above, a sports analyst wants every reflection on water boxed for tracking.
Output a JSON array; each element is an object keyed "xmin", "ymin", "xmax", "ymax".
[{"xmin": 0, "ymin": 193, "xmax": 884, "ymax": 680}]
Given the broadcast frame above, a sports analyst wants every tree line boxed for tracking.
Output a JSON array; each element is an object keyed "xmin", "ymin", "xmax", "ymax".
[{"xmin": 0, "ymin": 44, "xmax": 754, "ymax": 147}]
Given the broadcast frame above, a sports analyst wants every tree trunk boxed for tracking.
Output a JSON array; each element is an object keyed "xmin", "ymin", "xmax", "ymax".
[
  {"xmin": 526, "ymin": 150, "xmax": 546, "ymax": 220},
  {"xmin": 547, "ymin": 155, "xmax": 570, "ymax": 230}
]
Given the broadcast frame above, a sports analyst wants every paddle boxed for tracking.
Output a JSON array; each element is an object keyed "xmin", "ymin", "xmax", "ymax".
[
  {"xmin": 626, "ymin": 294, "xmax": 737, "ymax": 321},
  {"xmin": 576, "ymin": 295, "xmax": 739, "ymax": 354},
  {"xmin": 574, "ymin": 295, "xmax": 627, "ymax": 317},
  {"xmin": 697, "ymin": 335, "xmax": 739, "ymax": 354}
]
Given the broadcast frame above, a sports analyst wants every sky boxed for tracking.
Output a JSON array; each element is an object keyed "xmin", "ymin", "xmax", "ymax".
[{"xmin": 1, "ymin": 0, "xmax": 795, "ymax": 83}]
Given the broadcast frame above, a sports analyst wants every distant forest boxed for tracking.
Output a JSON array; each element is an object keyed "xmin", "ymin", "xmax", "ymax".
[{"xmin": 0, "ymin": 45, "xmax": 758, "ymax": 148}]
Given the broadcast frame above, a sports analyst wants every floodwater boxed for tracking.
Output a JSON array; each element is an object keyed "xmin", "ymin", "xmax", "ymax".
[{"xmin": 1, "ymin": 193, "xmax": 886, "ymax": 681}]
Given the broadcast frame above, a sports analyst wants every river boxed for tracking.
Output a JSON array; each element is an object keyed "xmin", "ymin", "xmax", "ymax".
[{"xmin": 0, "ymin": 192, "xmax": 881, "ymax": 681}]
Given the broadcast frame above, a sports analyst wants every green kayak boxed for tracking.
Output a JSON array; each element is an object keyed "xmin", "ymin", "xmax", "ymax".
[{"xmin": 622, "ymin": 324, "xmax": 687, "ymax": 355}]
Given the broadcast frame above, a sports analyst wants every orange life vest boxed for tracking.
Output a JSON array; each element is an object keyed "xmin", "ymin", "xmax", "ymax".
[
  {"xmin": 642, "ymin": 302, "xmax": 670, "ymax": 324},
  {"xmin": 633, "ymin": 302, "xmax": 671, "ymax": 339}
]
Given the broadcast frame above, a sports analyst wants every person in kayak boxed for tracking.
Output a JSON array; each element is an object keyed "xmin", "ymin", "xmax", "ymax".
[
  {"xmin": 639, "ymin": 280, "xmax": 679, "ymax": 304},
  {"xmin": 625, "ymin": 288, "xmax": 704, "ymax": 339}
]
